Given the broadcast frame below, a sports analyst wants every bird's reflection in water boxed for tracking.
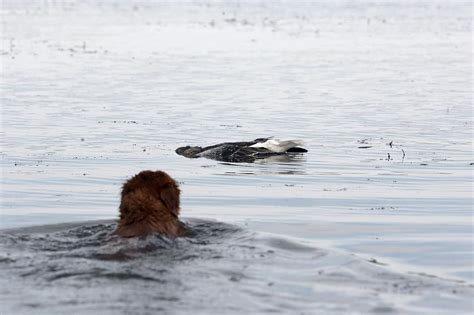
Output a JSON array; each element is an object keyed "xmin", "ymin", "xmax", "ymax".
[{"xmin": 217, "ymin": 153, "xmax": 307, "ymax": 176}]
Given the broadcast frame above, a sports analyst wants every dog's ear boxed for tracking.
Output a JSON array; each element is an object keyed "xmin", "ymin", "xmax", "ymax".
[{"xmin": 160, "ymin": 183, "xmax": 180, "ymax": 217}]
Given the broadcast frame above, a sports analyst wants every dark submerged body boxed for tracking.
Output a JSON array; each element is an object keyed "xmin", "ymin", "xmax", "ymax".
[{"xmin": 175, "ymin": 138, "xmax": 307, "ymax": 163}]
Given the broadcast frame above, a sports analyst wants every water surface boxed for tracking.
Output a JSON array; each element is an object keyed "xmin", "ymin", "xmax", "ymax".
[
  {"xmin": 1, "ymin": 219, "xmax": 472, "ymax": 314},
  {"xmin": 1, "ymin": 0, "xmax": 472, "ymax": 313}
]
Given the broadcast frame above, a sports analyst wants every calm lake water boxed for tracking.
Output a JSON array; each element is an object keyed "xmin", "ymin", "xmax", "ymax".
[{"xmin": 1, "ymin": 0, "xmax": 472, "ymax": 313}]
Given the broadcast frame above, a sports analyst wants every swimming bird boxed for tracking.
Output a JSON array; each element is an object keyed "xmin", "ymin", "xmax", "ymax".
[
  {"xmin": 176, "ymin": 137, "xmax": 307, "ymax": 163},
  {"xmin": 113, "ymin": 170, "xmax": 187, "ymax": 238}
]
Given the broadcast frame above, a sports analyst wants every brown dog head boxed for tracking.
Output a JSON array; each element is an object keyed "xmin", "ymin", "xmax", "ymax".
[{"xmin": 114, "ymin": 170, "xmax": 184, "ymax": 238}]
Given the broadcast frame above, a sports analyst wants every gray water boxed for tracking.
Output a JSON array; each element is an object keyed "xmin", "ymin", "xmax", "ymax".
[
  {"xmin": 1, "ymin": 0, "xmax": 473, "ymax": 313},
  {"xmin": 1, "ymin": 219, "xmax": 472, "ymax": 314}
]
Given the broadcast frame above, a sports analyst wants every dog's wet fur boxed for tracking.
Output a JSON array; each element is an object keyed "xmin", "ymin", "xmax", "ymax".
[{"xmin": 114, "ymin": 170, "xmax": 187, "ymax": 238}]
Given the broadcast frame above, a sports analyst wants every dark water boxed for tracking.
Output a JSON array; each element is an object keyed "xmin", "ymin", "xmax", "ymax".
[{"xmin": 0, "ymin": 219, "xmax": 472, "ymax": 314}]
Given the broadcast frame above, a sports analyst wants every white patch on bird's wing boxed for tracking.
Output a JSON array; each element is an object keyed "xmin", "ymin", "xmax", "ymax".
[{"xmin": 250, "ymin": 139, "xmax": 305, "ymax": 153}]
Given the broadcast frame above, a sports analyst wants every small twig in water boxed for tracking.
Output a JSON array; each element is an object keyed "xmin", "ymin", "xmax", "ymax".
[{"xmin": 401, "ymin": 149, "xmax": 406, "ymax": 162}]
